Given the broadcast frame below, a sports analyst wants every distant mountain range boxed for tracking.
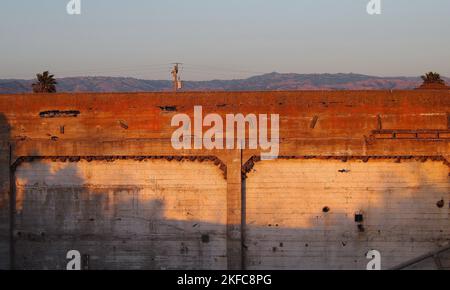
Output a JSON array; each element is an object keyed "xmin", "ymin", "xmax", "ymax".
[{"xmin": 1, "ymin": 72, "xmax": 448, "ymax": 93}]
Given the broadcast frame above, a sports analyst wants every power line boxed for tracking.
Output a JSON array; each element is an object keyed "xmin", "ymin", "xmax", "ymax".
[
  {"xmin": 183, "ymin": 70, "xmax": 252, "ymax": 79},
  {"xmin": 184, "ymin": 64, "xmax": 267, "ymax": 75},
  {"xmin": 38, "ymin": 62, "xmax": 269, "ymax": 81},
  {"xmin": 52, "ymin": 63, "xmax": 171, "ymax": 76}
]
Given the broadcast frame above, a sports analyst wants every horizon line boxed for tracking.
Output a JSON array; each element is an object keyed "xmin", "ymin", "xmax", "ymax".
[{"xmin": 1, "ymin": 71, "xmax": 448, "ymax": 82}]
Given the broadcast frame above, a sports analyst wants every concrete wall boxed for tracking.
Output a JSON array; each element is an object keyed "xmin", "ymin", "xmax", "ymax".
[
  {"xmin": 14, "ymin": 159, "xmax": 227, "ymax": 270},
  {"xmin": 0, "ymin": 143, "xmax": 9, "ymax": 270},
  {"xmin": 0, "ymin": 113, "xmax": 10, "ymax": 270},
  {"xmin": 0, "ymin": 91, "xmax": 449, "ymax": 269},
  {"xmin": 246, "ymin": 159, "xmax": 450, "ymax": 270}
]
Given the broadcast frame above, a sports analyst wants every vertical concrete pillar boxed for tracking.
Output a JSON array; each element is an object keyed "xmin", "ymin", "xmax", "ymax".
[{"xmin": 225, "ymin": 150, "xmax": 243, "ymax": 270}]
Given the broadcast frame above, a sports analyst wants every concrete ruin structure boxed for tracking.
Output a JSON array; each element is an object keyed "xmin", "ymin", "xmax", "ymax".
[{"xmin": 0, "ymin": 90, "xmax": 449, "ymax": 270}]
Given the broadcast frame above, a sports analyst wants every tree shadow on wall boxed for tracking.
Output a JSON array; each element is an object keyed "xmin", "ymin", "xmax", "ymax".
[{"xmin": 13, "ymin": 159, "xmax": 228, "ymax": 270}]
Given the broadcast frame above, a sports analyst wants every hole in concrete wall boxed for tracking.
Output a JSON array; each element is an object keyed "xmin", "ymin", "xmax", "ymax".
[
  {"xmin": 201, "ymin": 234, "xmax": 210, "ymax": 243},
  {"xmin": 355, "ymin": 213, "xmax": 364, "ymax": 223},
  {"xmin": 39, "ymin": 110, "xmax": 80, "ymax": 118},
  {"xmin": 159, "ymin": 106, "xmax": 177, "ymax": 112},
  {"xmin": 436, "ymin": 199, "xmax": 445, "ymax": 208},
  {"xmin": 322, "ymin": 206, "xmax": 330, "ymax": 213},
  {"xmin": 358, "ymin": 224, "xmax": 365, "ymax": 232},
  {"xmin": 118, "ymin": 120, "xmax": 129, "ymax": 130},
  {"xmin": 310, "ymin": 116, "xmax": 319, "ymax": 129}
]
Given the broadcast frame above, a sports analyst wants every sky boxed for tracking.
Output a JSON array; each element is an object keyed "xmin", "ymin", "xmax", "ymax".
[{"xmin": 0, "ymin": 0, "xmax": 449, "ymax": 80}]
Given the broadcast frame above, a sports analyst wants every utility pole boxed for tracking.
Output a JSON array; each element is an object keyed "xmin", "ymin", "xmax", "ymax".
[{"xmin": 171, "ymin": 63, "xmax": 183, "ymax": 92}]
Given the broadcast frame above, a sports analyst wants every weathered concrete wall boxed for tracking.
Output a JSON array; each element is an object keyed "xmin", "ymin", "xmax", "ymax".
[
  {"xmin": 14, "ymin": 159, "xmax": 227, "ymax": 270},
  {"xmin": 0, "ymin": 113, "xmax": 10, "ymax": 270},
  {"xmin": 0, "ymin": 143, "xmax": 9, "ymax": 270},
  {"xmin": 246, "ymin": 159, "xmax": 450, "ymax": 270},
  {"xmin": 0, "ymin": 91, "xmax": 449, "ymax": 269}
]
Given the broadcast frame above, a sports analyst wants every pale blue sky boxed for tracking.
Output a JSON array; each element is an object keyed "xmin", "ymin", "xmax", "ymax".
[{"xmin": 0, "ymin": 0, "xmax": 449, "ymax": 80}]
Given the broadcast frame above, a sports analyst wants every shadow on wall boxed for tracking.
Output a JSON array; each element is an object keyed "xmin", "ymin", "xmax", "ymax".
[
  {"xmin": 12, "ymin": 159, "xmax": 229, "ymax": 270},
  {"xmin": 0, "ymin": 113, "xmax": 11, "ymax": 270},
  {"xmin": 10, "ymin": 157, "xmax": 450, "ymax": 270},
  {"xmin": 0, "ymin": 113, "xmax": 11, "ymax": 209}
]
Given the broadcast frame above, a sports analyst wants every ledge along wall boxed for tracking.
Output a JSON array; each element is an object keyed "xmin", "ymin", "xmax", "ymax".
[{"xmin": 0, "ymin": 90, "xmax": 449, "ymax": 270}]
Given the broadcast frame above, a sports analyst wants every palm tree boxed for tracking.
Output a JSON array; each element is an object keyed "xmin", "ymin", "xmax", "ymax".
[
  {"xmin": 32, "ymin": 71, "xmax": 57, "ymax": 93},
  {"xmin": 421, "ymin": 72, "xmax": 445, "ymax": 85}
]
